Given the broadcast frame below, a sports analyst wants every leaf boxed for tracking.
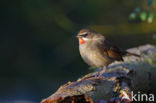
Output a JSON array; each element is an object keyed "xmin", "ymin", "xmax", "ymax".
[
  {"xmin": 129, "ymin": 12, "xmax": 136, "ymax": 20},
  {"xmin": 140, "ymin": 12, "xmax": 147, "ymax": 21},
  {"xmin": 147, "ymin": 13, "xmax": 153, "ymax": 23}
]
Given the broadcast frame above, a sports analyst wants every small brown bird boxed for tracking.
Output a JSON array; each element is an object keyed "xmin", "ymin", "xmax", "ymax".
[{"xmin": 76, "ymin": 29, "xmax": 140, "ymax": 69}]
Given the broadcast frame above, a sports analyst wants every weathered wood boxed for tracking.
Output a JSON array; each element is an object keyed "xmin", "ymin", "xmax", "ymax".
[{"xmin": 41, "ymin": 44, "xmax": 156, "ymax": 103}]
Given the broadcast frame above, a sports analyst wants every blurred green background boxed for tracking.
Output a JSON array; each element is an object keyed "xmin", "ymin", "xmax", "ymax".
[{"xmin": 1, "ymin": 0, "xmax": 156, "ymax": 102}]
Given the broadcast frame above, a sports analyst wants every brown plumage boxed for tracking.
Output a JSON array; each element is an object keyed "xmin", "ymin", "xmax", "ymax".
[{"xmin": 76, "ymin": 28, "xmax": 140, "ymax": 68}]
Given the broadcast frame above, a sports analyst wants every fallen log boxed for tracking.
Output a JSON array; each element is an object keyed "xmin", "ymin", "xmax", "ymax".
[{"xmin": 41, "ymin": 44, "xmax": 156, "ymax": 103}]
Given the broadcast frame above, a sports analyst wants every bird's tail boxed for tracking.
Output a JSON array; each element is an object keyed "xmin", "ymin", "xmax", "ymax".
[
  {"xmin": 125, "ymin": 51, "xmax": 140, "ymax": 57},
  {"xmin": 121, "ymin": 49, "xmax": 140, "ymax": 57}
]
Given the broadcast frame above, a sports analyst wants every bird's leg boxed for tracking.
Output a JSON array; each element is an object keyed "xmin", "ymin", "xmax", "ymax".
[
  {"xmin": 96, "ymin": 66, "xmax": 107, "ymax": 77},
  {"xmin": 102, "ymin": 66, "xmax": 107, "ymax": 73}
]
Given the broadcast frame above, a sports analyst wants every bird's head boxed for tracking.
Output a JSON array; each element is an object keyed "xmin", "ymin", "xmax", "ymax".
[
  {"xmin": 76, "ymin": 29, "xmax": 104, "ymax": 45},
  {"xmin": 76, "ymin": 29, "xmax": 95, "ymax": 45}
]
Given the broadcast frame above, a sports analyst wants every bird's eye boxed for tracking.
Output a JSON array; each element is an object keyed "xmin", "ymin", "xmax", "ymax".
[{"xmin": 81, "ymin": 32, "xmax": 88, "ymax": 37}]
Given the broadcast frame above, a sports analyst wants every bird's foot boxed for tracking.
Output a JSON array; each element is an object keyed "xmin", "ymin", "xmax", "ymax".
[{"xmin": 95, "ymin": 66, "xmax": 107, "ymax": 77}]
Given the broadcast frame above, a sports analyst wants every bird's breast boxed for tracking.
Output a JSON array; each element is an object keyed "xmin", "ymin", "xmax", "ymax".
[{"xmin": 79, "ymin": 44, "xmax": 112, "ymax": 67}]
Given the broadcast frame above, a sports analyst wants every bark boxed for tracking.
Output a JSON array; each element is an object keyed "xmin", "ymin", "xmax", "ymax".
[{"xmin": 41, "ymin": 44, "xmax": 156, "ymax": 103}]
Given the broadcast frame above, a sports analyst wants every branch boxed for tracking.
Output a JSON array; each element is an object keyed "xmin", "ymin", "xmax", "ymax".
[{"xmin": 41, "ymin": 44, "xmax": 156, "ymax": 103}]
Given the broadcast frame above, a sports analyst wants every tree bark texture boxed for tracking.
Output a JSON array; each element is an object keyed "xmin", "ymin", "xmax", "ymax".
[{"xmin": 41, "ymin": 44, "xmax": 156, "ymax": 103}]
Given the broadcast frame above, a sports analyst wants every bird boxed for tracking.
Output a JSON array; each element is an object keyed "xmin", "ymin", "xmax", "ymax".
[{"xmin": 76, "ymin": 28, "xmax": 140, "ymax": 71}]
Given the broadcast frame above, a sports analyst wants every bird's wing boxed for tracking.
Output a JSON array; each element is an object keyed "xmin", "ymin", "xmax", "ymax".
[
  {"xmin": 98, "ymin": 39, "xmax": 124, "ymax": 61},
  {"xmin": 107, "ymin": 45, "xmax": 124, "ymax": 61}
]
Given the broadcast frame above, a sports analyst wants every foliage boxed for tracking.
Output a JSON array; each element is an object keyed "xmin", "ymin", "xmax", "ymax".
[{"xmin": 129, "ymin": 0, "xmax": 156, "ymax": 23}]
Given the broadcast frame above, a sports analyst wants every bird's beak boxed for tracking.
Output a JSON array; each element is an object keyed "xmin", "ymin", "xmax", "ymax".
[{"xmin": 76, "ymin": 35, "xmax": 81, "ymax": 38}]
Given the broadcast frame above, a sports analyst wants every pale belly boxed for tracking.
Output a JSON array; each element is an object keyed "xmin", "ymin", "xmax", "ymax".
[{"xmin": 79, "ymin": 46, "xmax": 113, "ymax": 67}]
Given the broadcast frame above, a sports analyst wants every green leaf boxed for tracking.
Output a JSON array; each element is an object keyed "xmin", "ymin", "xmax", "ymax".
[
  {"xmin": 147, "ymin": 13, "xmax": 153, "ymax": 23},
  {"xmin": 129, "ymin": 12, "xmax": 136, "ymax": 20},
  {"xmin": 140, "ymin": 12, "xmax": 147, "ymax": 21}
]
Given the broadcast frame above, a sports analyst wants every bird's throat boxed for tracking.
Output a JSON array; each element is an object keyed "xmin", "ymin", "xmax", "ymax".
[{"xmin": 78, "ymin": 38, "xmax": 85, "ymax": 44}]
